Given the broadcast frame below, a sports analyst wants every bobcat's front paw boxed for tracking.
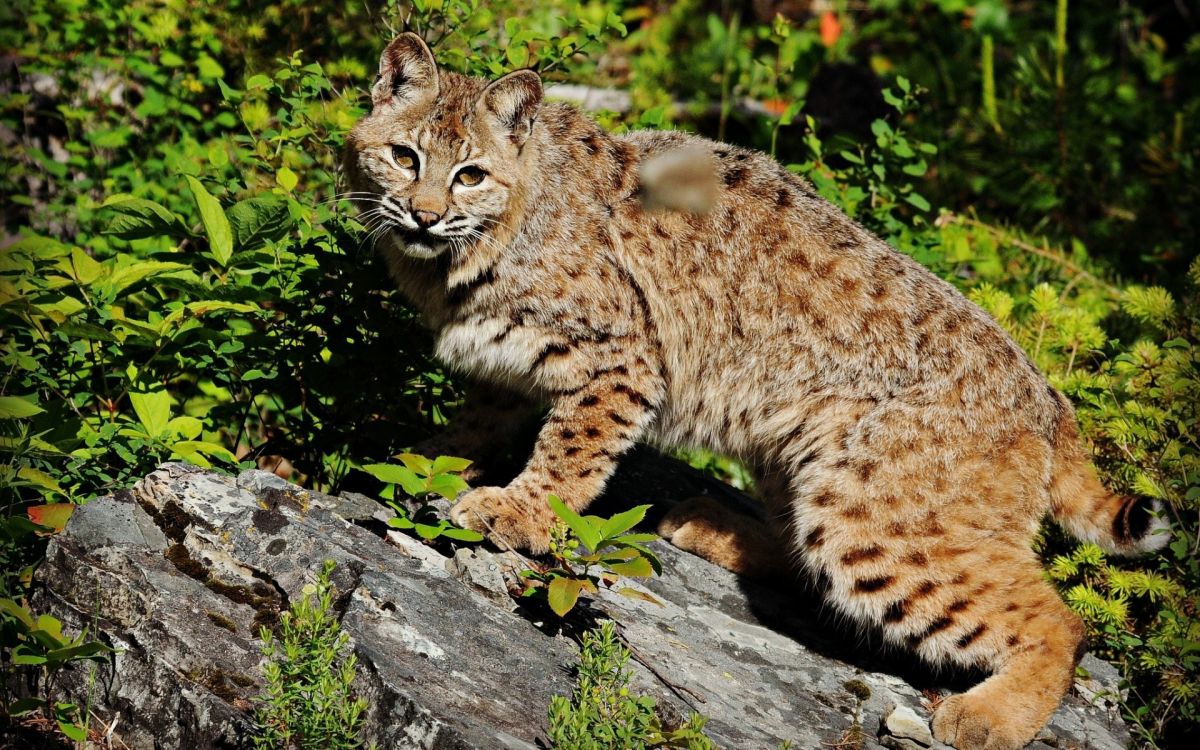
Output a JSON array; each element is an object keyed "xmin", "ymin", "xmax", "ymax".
[
  {"xmin": 450, "ymin": 486, "xmax": 553, "ymax": 554},
  {"xmin": 932, "ymin": 691, "xmax": 1029, "ymax": 750}
]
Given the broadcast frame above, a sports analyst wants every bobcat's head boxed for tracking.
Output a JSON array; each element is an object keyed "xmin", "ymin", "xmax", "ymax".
[{"xmin": 345, "ymin": 34, "xmax": 542, "ymax": 259}]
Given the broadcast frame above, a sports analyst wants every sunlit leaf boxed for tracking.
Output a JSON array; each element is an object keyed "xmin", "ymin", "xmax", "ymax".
[
  {"xmin": 396, "ymin": 453, "xmax": 433, "ymax": 476},
  {"xmin": 431, "ymin": 455, "xmax": 473, "ymax": 475},
  {"xmin": 547, "ymin": 495, "xmax": 601, "ymax": 552},
  {"xmin": 0, "ymin": 396, "xmax": 44, "ymax": 419},
  {"xmin": 427, "ymin": 473, "xmax": 469, "ymax": 501},
  {"xmin": 547, "ymin": 576, "xmax": 587, "ymax": 617},
  {"xmin": 363, "ymin": 463, "xmax": 426, "ymax": 496},
  {"xmin": 598, "ymin": 504, "xmax": 650, "ymax": 540},
  {"xmin": 615, "ymin": 587, "xmax": 663, "ymax": 606},
  {"xmin": 0, "ymin": 598, "xmax": 35, "ymax": 628},
  {"xmin": 102, "ymin": 196, "xmax": 189, "ymax": 240},
  {"xmin": 129, "ymin": 391, "xmax": 172, "ymax": 437},
  {"xmin": 27, "ymin": 503, "xmax": 74, "ymax": 532},
  {"xmin": 185, "ymin": 176, "xmax": 234, "ymax": 266},
  {"xmin": 606, "ymin": 556, "xmax": 654, "ymax": 577},
  {"xmin": 440, "ymin": 526, "xmax": 484, "ymax": 542},
  {"xmin": 227, "ymin": 194, "xmax": 294, "ymax": 250}
]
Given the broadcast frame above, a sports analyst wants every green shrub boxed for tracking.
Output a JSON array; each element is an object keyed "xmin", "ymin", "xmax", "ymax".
[
  {"xmin": 548, "ymin": 620, "xmax": 713, "ymax": 750},
  {"xmin": 519, "ymin": 497, "xmax": 662, "ymax": 618},
  {"xmin": 0, "ymin": 597, "xmax": 115, "ymax": 742},
  {"xmin": 363, "ymin": 453, "xmax": 483, "ymax": 542},
  {"xmin": 254, "ymin": 560, "xmax": 367, "ymax": 750}
]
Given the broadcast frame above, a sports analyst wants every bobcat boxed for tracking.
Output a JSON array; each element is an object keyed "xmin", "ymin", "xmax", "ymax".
[{"xmin": 344, "ymin": 33, "xmax": 1167, "ymax": 750}]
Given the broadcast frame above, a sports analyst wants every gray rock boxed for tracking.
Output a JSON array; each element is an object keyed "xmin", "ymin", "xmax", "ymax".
[
  {"xmin": 881, "ymin": 702, "xmax": 934, "ymax": 746},
  {"xmin": 32, "ymin": 462, "xmax": 1132, "ymax": 749},
  {"xmin": 447, "ymin": 547, "xmax": 514, "ymax": 607}
]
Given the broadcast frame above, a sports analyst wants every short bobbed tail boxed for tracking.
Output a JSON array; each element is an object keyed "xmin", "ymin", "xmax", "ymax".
[{"xmin": 1047, "ymin": 392, "xmax": 1170, "ymax": 556}]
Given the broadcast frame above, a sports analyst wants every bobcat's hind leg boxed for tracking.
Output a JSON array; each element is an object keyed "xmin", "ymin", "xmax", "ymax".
[
  {"xmin": 658, "ymin": 496, "xmax": 784, "ymax": 578},
  {"xmin": 658, "ymin": 468, "xmax": 793, "ymax": 578},
  {"xmin": 817, "ymin": 515, "xmax": 1084, "ymax": 750},
  {"xmin": 922, "ymin": 567, "xmax": 1084, "ymax": 750}
]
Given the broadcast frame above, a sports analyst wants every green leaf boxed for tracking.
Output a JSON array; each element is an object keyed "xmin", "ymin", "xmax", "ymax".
[
  {"xmin": 506, "ymin": 44, "xmax": 529, "ymax": 67},
  {"xmin": 547, "ymin": 576, "xmax": 587, "ymax": 617},
  {"xmin": 129, "ymin": 391, "xmax": 172, "ymax": 437},
  {"xmin": 196, "ymin": 54, "xmax": 225, "ymax": 80},
  {"xmin": 612, "ymin": 532, "xmax": 659, "ymax": 544},
  {"xmin": 414, "ymin": 523, "xmax": 442, "ymax": 540},
  {"xmin": 904, "ymin": 192, "xmax": 931, "ymax": 212},
  {"xmin": 610, "ymin": 542, "xmax": 662, "ymax": 575},
  {"xmin": 102, "ymin": 196, "xmax": 189, "ymax": 240},
  {"xmin": 166, "ymin": 416, "xmax": 204, "ymax": 440},
  {"xmin": 7, "ymin": 697, "xmax": 45, "ymax": 715},
  {"xmin": 171, "ymin": 441, "xmax": 236, "ymax": 465},
  {"xmin": 18, "ymin": 467, "xmax": 65, "ymax": 497},
  {"xmin": 47, "ymin": 641, "xmax": 114, "ymax": 663},
  {"xmin": 0, "ymin": 598, "xmax": 35, "ymax": 628},
  {"xmin": 105, "ymin": 261, "xmax": 189, "ymax": 295},
  {"xmin": 397, "ymin": 453, "xmax": 433, "ymax": 476},
  {"xmin": 226, "ymin": 194, "xmax": 294, "ymax": 250},
  {"xmin": 547, "ymin": 495, "xmax": 601, "ymax": 552},
  {"xmin": 185, "ymin": 176, "xmax": 234, "ymax": 266},
  {"xmin": 427, "ymin": 473, "xmax": 469, "ymax": 501},
  {"xmin": 66, "ymin": 248, "xmax": 103, "ymax": 284},
  {"xmin": 26, "ymin": 503, "xmax": 74, "ymax": 532},
  {"xmin": 440, "ymin": 526, "xmax": 484, "ymax": 542},
  {"xmin": 57, "ymin": 718, "xmax": 86, "ymax": 742},
  {"xmin": 599, "ymin": 547, "xmax": 640, "ymax": 562},
  {"xmin": 615, "ymin": 587, "xmax": 663, "ymax": 606},
  {"xmin": 387, "ymin": 515, "xmax": 416, "ymax": 530},
  {"xmin": 606, "ymin": 556, "xmax": 654, "ymax": 577},
  {"xmin": 57, "ymin": 321, "xmax": 118, "ymax": 342},
  {"xmin": 363, "ymin": 463, "xmax": 426, "ymax": 496},
  {"xmin": 12, "ymin": 649, "xmax": 47, "ymax": 665},
  {"xmin": 0, "ymin": 395, "xmax": 44, "ymax": 419},
  {"xmin": 431, "ymin": 455, "xmax": 473, "ymax": 475},
  {"xmin": 598, "ymin": 504, "xmax": 650, "ymax": 540},
  {"xmin": 275, "ymin": 166, "xmax": 298, "ymax": 192}
]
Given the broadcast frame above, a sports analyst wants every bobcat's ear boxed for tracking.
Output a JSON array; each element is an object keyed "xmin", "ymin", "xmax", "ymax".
[
  {"xmin": 478, "ymin": 69, "xmax": 543, "ymax": 147},
  {"xmin": 372, "ymin": 33, "xmax": 439, "ymax": 108}
]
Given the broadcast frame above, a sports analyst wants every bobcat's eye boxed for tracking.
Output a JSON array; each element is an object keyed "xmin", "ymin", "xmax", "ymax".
[
  {"xmin": 391, "ymin": 145, "xmax": 418, "ymax": 172},
  {"xmin": 455, "ymin": 166, "xmax": 486, "ymax": 187}
]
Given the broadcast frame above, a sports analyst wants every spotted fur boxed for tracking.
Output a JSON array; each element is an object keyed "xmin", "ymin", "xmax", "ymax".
[{"xmin": 345, "ymin": 34, "xmax": 1168, "ymax": 750}]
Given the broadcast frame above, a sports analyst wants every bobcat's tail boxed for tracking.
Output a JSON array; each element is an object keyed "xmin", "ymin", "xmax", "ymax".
[{"xmin": 1047, "ymin": 391, "xmax": 1170, "ymax": 555}]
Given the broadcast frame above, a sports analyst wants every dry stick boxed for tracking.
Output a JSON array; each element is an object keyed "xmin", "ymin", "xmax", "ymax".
[{"xmin": 1054, "ymin": 0, "xmax": 1070, "ymax": 173}]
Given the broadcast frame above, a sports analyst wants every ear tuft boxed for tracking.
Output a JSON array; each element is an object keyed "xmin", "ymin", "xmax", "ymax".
[
  {"xmin": 372, "ymin": 33, "xmax": 439, "ymax": 107},
  {"xmin": 478, "ymin": 70, "xmax": 543, "ymax": 146}
]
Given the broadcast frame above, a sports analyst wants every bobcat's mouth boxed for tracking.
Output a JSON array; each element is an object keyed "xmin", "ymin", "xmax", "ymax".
[{"xmin": 393, "ymin": 227, "xmax": 449, "ymax": 259}]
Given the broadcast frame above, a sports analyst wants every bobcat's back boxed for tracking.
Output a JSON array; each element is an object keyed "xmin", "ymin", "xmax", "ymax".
[{"xmin": 610, "ymin": 129, "xmax": 1059, "ymax": 463}]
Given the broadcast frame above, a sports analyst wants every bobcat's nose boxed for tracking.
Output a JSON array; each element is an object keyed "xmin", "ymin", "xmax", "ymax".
[{"xmin": 412, "ymin": 209, "xmax": 442, "ymax": 228}]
